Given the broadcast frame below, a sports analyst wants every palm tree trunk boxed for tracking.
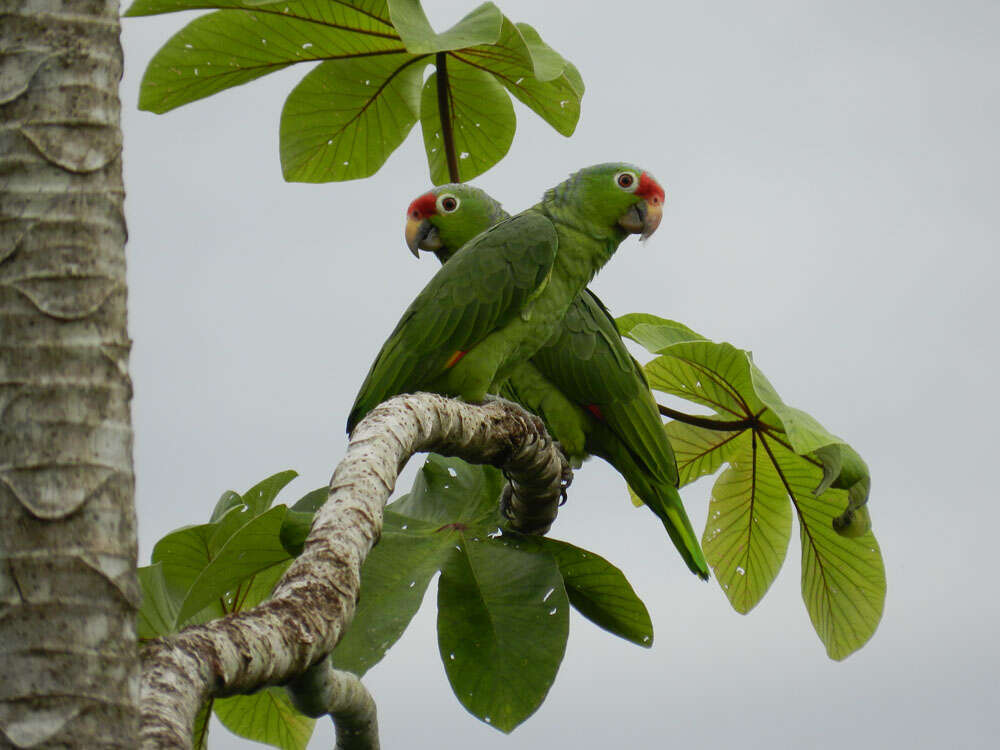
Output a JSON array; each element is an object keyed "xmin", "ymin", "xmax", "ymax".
[{"xmin": 0, "ymin": 0, "xmax": 137, "ymax": 746}]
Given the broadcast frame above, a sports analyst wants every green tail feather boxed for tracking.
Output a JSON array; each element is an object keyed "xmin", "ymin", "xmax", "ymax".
[
  {"xmin": 637, "ymin": 479, "xmax": 710, "ymax": 580},
  {"xmin": 592, "ymin": 432, "xmax": 709, "ymax": 579}
]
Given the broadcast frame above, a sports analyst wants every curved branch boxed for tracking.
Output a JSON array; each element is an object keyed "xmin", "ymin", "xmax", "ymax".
[
  {"xmin": 139, "ymin": 393, "xmax": 570, "ymax": 749},
  {"xmin": 287, "ymin": 658, "xmax": 379, "ymax": 750}
]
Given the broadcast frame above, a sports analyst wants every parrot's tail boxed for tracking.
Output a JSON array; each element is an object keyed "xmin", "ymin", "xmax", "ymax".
[
  {"xmin": 639, "ymin": 479, "xmax": 710, "ymax": 580},
  {"xmin": 591, "ymin": 436, "xmax": 710, "ymax": 580}
]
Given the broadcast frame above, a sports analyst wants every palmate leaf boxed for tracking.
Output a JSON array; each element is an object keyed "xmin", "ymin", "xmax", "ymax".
[
  {"xmin": 214, "ymin": 687, "xmax": 315, "ymax": 750},
  {"xmin": 280, "ymin": 52, "xmax": 427, "ymax": 181},
  {"xmin": 137, "ymin": 562, "xmax": 180, "ymax": 641},
  {"xmin": 321, "ymin": 454, "xmax": 647, "ymax": 731},
  {"xmin": 127, "ymin": 0, "xmax": 582, "ymax": 183},
  {"xmin": 133, "ymin": 8, "xmax": 404, "ymax": 114},
  {"xmin": 529, "ymin": 537, "xmax": 653, "ymax": 647},
  {"xmin": 454, "ymin": 16, "xmax": 582, "ymax": 137},
  {"xmin": 147, "ymin": 470, "xmax": 299, "ymax": 628},
  {"xmin": 619, "ymin": 315, "xmax": 885, "ymax": 659},
  {"xmin": 420, "ymin": 63, "xmax": 516, "ymax": 184},
  {"xmin": 330, "ymin": 511, "xmax": 454, "ymax": 676},
  {"xmin": 438, "ymin": 537, "xmax": 568, "ymax": 734},
  {"xmin": 178, "ymin": 505, "xmax": 291, "ymax": 621},
  {"xmin": 703, "ymin": 431, "xmax": 792, "ymax": 614},
  {"xmin": 142, "ymin": 470, "xmax": 313, "ymax": 748},
  {"xmin": 388, "ymin": 0, "xmax": 501, "ymax": 53},
  {"xmin": 760, "ymin": 436, "xmax": 885, "ymax": 660}
]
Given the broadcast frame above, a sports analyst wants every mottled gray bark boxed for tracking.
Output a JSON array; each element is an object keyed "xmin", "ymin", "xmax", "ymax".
[
  {"xmin": 287, "ymin": 659, "xmax": 379, "ymax": 750},
  {"xmin": 0, "ymin": 0, "xmax": 137, "ymax": 747},
  {"xmin": 141, "ymin": 393, "xmax": 570, "ymax": 749}
]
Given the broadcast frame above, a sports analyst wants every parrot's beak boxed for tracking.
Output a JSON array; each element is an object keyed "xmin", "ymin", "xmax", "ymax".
[
  {"xmin": 618, "ymin": 197, "xmax": 663, "ymax": 240},
  {"xmin": 405, "ymin": 217, "xmax": 441, "ymax": 257}
]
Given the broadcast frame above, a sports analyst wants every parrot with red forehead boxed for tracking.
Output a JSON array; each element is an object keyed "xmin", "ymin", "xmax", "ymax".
[
  {"xmin": 402, "ymin": 183, "xmax": 709, "ymax": 580},
  {"xmin": 348, "ymin": 163, "xmax": 665, "ymax": 435}
]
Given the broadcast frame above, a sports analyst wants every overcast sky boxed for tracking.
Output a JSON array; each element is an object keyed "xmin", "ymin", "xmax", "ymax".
[{"xmin": 120, "ymin": 0, "xmax": 999, "ymax": 747}]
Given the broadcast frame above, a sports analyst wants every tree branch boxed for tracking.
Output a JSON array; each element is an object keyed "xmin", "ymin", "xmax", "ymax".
[
  {"xmin": 139, "ymin": 393, "xmax": 570, "ymax": 748},
  {"xmin": 657, "ymin": 402, "xmax": 758, "ymax": 431},
  {"xmin": 436, "ymin": 52, "xmax": 460, "ymax": 182},
  {"xmin": 287, "ymin": 658, "xmax": 379, "ymax": 750}
]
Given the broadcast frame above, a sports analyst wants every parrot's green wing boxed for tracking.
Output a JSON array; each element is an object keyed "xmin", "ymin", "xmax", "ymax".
[
  {"xmin": 348, "ymin": 212, "xmax": 558, "ymax": 432},
  {"xmin": 530, "ymin": 289, "xmax": 678, "ymax": 487}
]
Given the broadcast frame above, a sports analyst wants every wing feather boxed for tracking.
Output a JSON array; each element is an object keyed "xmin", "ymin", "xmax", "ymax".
[
  {"xmin": 530, "ymin": 289, "xmax": 678, "ymax": 486},
  {"xmin": 347, "ymin": 212, "xmax": 558, "ymax": 431}
]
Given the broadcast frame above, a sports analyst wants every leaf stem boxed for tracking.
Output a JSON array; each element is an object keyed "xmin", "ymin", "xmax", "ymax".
[
  {"xmin": 436, "ymin": 52, "xmax": 460, "ymax": 182},
  {"xmin": 657, "ymin": 403, "xmax": 758, "ymax": 431}
]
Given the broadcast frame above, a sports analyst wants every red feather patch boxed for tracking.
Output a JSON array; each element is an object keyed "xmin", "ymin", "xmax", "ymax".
[
  {"xmin": 637, "ymin": 172, "xmax": 665, "ymax": 204},
  {"xmin": 445, "ymin": 350, "xmax": 468, "ymax": 369},
  {"xmin": 585, "ymin": 404, "xmax": 604, "ymax": 421},
  {"xmin": 407, "ymin": 192, "xmax": 437, "ymax": 220}
]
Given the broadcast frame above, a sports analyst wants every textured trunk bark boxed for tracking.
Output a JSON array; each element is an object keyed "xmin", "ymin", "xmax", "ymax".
[{"xmin": 0, "ymin": 0, "xmax": 137, "ymax": 747}]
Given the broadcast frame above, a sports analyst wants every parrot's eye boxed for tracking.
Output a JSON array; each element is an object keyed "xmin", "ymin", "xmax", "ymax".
[
  {"xmin": 615, "ymin": 172, "xmax": 637, "ymax": 191},
  {"xmin": 437, "ymin": 194, "xmax": 460, "ymax": 213}
]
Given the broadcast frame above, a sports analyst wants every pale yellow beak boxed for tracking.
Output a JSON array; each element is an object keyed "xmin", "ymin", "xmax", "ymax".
[
  {"xmin": 405, "ymin": 216, "xmax": 441, "ymax": 257},
  {"xmin": 618, "ymin": 198, "xmax": 663, "ymax": 241}
]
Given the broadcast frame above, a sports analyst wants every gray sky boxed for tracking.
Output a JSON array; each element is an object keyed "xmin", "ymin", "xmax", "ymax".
[{"xmin": 120, "ymin": 0, "xmax": 999, "ymax": 747}]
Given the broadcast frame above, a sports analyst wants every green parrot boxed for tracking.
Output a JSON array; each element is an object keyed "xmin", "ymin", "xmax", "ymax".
[
  {"xmin": 401, "ymin": 183, "xmax": 710, "ymax": 580},
  {"xmin": 348, "ymin": 162, "xmax": 663, "ymax": 431}
]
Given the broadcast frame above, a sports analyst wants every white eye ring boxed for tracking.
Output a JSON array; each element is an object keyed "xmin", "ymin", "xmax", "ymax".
[
  {"xmin": 614, "ymin": 171, "xmax": 638, "ymax": 192},
  {"xmin": 437, "ymin": 194, "xmax": 461, "ymax": 213}
]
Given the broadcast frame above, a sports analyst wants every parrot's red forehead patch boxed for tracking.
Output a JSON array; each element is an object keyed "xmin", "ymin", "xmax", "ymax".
[
  {"xmin": 637, "ymin": 172, "xmax": 665, "ymax": 204},
  {"xmin": 407, "ymin": 192, "xmax": 437, "ymax": 219}
]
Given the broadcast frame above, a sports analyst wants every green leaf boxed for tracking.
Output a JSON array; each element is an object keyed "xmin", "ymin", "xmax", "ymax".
[
  {"xmin": 291, "ymin": 486, "xmax": 328, "ymax": 513},
  {"xmin": 138, "ymin": 10, "xmax": 395, "ymax": 113},
  {"xmin": 151, "ymin": 521, "xmax": 226, "ymax": 627},
  {"xmin": 420, "ymin": 61, "xmax": 515, "ymax": 184},
  {"xmin": 749, "ymin": 363, "xmax": 843, "ymax": 454},
  {"xmin": 133, "ymin": 2, "xmax": 401, "ymax": 112},
  {"xmin": 152, "ymin": 522, "xmax": 217, "ymax": 600},
  {"xmin": 210, "ymin": 490, "xmax": 243, "ymax": 522},
  {"xmin": 242, "ymin": 469, "xmax": 298, "ymax": 516},
  {"xmin": 761, "ymin": 435, "xmax": 885, "ymax": 660},
  {"xmin": 514, "ymin": 22, "xmax": 566, "ymax": 82},
  {"xmin": 616, "ymin": 312, "xmax": 707, "ymax": 353},
  {"xmin": 125, "ymin": 0, "xmax": 393, "ymax": 25},
  {"xmin": 635, "ymin": 334, "xmax": 883, "ymax": 656},
  {"xmin": 749, "ymin": 362, "xmax": 874, "ymax": 536},
  {"xmin": 129, "ymin": 0, "xmax": 583, "ymax": 179},
  {"xmin": 177, "ymin": 505, "xmax": 291, "ymax": 621},
  {"xmin": 533, "ymin": 537, "xmax": 652, "ymax": 647},
  {"xmin": 278, "ymin": 509, "xmax": 314, "ymax": 557},
  {"xmin": 234, "ymin": 558, "xmax": 293, "ymax": 612},
  {"xmin": 389, "ymin": 454, "xmax": 504, "ymax": 526},
  {"xmin": 137, "ymin": 563, "xmax": 180, "ymax": 640},
  {"xmin": 331, "ymin": 514, "xmax": 455, "ymax": 675},
  {"xmin": 214, "ymin": 687, "xmax": 315, "ymax": 750},
  {"xmin": 280, "ymin": 51, "xmax": 427, "ymax": 182},
  {"xmin": 815, "ymin": 444, "xmax": 872, "ymax": 537},
  {"xmin": 703, "ymin": 432, "xmax": 792, "ymax": 614},
  {"xmin": 645, "ymin": 341, "xmax": 764, "ymax": 420},
  {"xmin": 455, "ymin": 17, "xmax": 581, "ymax": 136},
  {"xmin": 438, "ymin": 536, "xmax": 568, "ymax": 733},
  {"xmin": 279, "ymin": 487, "xmax": 327, "ymax": 556},
  {"xmin": 206, "ymin": 503, "xmax": 255, "ymax": 555},
  {"xmin": 388, "ymin": 0, "xmax": 502, "ymax": 53},
  {"xmin": 665, "ymin": 419, "xmax": 745, "ymax": 487}
]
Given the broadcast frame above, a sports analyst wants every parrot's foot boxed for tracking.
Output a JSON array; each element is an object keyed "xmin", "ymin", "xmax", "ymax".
[
  {"xmin": 552, "ymin": 442, "xmax": 574, "ymax": 505},
  {"xmin": 499, "ymin": 481, "xmax": 514, "ymax": 520}
]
